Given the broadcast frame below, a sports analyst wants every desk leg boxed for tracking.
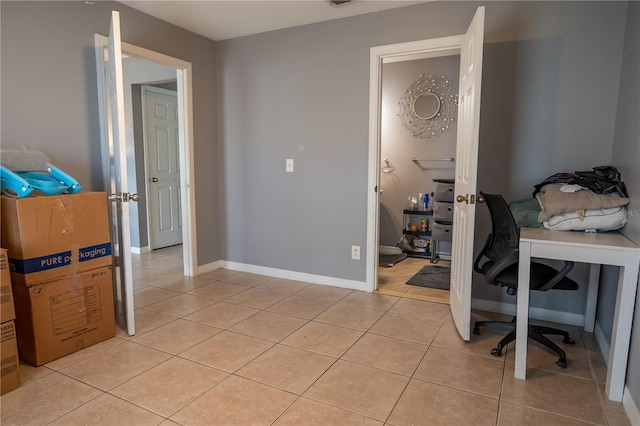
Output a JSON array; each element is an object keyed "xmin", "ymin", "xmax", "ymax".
[
  {"xmin": 516, "ymin": 240, "xmax": 532, "ymax": 380},
  {"xmin": 584, "ymin": 264, "xmax": 600, "ymax": 333},
  {"xmin": 606, "ymin": 255, "xmax": 640, "ymax": 401}
]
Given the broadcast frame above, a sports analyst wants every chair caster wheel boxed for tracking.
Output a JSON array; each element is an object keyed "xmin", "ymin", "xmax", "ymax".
[
  {"xmin": 564, "ymin": 336, "xmax": 575, "ymax": 345},
  {"xmin": 556, "ymin": 358, "xmax": 567, "ymax": 368},
  {"xmin": 473, "ymin": 327, "xmax": 480, "ymax": 336},
  {"xmin": 490, "ymin": 348, "xmax": 503, "ymax": 357}
]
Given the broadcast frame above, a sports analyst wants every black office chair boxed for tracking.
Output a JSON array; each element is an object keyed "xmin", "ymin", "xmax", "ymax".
[{"xmin": 473, "ymin": 192, "xmax": 579, "ymax": 368}]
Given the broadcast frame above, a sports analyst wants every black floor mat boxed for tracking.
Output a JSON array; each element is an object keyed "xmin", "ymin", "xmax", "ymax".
[{"xmin": 405, "ymin": 264, "xmax": 451, "ymax": 290}]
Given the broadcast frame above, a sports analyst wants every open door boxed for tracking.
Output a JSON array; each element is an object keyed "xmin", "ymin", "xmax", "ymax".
[
  {"xmin": 449, "ymin": 7, "xmax": 485, "ymax": 341},
  {"xmin": 107, "ymin": 10, "xmax": 137, "ymax": 336}
]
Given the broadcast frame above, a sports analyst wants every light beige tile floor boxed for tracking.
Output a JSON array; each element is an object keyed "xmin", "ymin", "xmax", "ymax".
[
  {"xmin": 1, "ymin": 245, "xmax": 631, "ymax": 425},
  {"xmin": 377, "ymin": 256, "xmax": 451, "ymax": 304}
]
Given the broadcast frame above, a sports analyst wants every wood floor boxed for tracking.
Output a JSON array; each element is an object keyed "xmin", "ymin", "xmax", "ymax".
[{"xmin": 376, "ymin": 256, "xmax": 450, "ymax": 305}]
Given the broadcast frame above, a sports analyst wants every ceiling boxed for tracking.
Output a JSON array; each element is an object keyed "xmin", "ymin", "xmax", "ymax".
[{"xmin": 119, "ymin": 0, "xmax": 428, "ymax": 41}]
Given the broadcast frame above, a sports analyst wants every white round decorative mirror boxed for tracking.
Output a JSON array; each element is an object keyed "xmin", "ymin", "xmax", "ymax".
[
  {"xmin": 397, "ymin": 74, "xmax": 458, "ymax": 139},
  {"xmin": 413, "ymin": 92, "xmax": 440, "ymax": 120}
]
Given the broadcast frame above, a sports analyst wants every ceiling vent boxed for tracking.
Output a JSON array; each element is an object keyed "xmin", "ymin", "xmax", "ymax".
[{"xmin": 330, "ymin": 0, "xmax": 354, "ymax": 6}]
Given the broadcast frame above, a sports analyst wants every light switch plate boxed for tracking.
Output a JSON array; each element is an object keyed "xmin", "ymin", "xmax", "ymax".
[
  {"xmin": 286, "ymin": 159, "xmax": 294, "ymax": 173},
  {"xmin": 351, "ymin": 245, "xmax": 360, "ymax": 260}
]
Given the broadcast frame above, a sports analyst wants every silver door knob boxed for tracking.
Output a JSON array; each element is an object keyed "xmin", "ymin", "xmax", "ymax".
[
  {"xmin": 108, "ymin": 192, "xmax": 139, "ymax": 203},
  {"xmin": 152, "ymin": 177, "xmax": 159, "ymax": 182}
]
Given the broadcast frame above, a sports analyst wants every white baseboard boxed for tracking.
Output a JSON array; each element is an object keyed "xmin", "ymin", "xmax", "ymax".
[
  {"xmin": 471, "ymin": 298, "xmax": 585, "ymax": 327},
  {"xmin": 196, "ymin": 260, "xmax": 367, "ymax": 292},
  {"xmin": 196, "ymin": 260, "xmax": 225, "ymax": 275},
  {"xmin": 593, "ymin": 323, "xmax": 640, "ymax": 423},
  {"xmin": 131, "ymin": 246, "xmax": 150, "ymax": 254},
  {"xmin": 623, "ymin": 387, "xmax": 640, "ymax": 426},
  {"xmin": 594, "ymin": 321, "xmax": 610, "ymax": 364}
]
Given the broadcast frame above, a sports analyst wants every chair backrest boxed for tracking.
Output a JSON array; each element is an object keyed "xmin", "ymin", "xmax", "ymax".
[
  {"xmin": 476, "ymin": 192, "xmax": 577, "ymax": 292},
  {"xmin": 482, "ymin": 193, "xmax": 520, "ymax": 262},
  {"xmin": 473, "ymin": 193, "xmax": 521, "ymax": 284}
]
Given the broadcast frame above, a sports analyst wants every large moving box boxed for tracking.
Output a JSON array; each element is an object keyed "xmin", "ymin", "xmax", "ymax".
[
  {"xmin": 1, "ymin": 249, "xmax": 16, "ymax": 323},
  {"xmin": 1, "ymin": 193, "xmax": 112, "ymax": 286},
  {"xmin": 1, "ymin": 250, "xmax": 20, "ymax": 395},
  {"xmin": 12, "ymin": 266, "xmax": 116, "ymax": 366},
  {"xmin": 1, "ymin": 320, "xmax": 21, "ymax": 395}
]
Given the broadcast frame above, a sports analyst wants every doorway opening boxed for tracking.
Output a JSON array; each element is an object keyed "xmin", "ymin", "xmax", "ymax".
[
  {"xmin": 95, "ymin": 24, "xmax": 198, "ymax": 336},
  {"xmin": 365, "ymin": 36, "xmax": 465, "ymax": 300},
  {"xmin": 376, "ymin": 53, "xmax": 460, "ymax": 304},
  {"xmin": 368, "ymin": 7, "xmax": 486, "ymax": 341},
  {"xmin": 94, "ymin": 36, "xmax": 197, "ymax": 277}
]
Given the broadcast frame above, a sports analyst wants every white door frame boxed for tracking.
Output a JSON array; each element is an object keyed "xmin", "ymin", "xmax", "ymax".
[
  {"xmin": 94, "ymin": 35, "xmax": 198, "ymax": 277},
  {"xmin": 366, "ymin": 36, "xmax": 464, "ymax": 292},
  {"xmin": 141, "ymin": 84, "xmax": 182, "ymax": 250}
]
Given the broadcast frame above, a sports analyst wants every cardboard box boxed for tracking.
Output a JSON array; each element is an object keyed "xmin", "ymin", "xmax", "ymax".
[
  {"xmin": 1, "ymin": 320, "xmax": 21, "ymax": 395},
  {"xmin": 12, "ymin": 266, "xmax": 116, "ymax": 366},
  {"xmin": 1, "ymin": 192, "xmax": 112, "ymax": 286},
  {"xmin": 1, "ymin": 249, "xmax": 16, "ymax": 323}
]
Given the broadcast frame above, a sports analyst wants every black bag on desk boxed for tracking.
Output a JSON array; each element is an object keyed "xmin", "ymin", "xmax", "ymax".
[{"xmin": 533, "ymin": 165, "xmax": 627, "ymax": 198}]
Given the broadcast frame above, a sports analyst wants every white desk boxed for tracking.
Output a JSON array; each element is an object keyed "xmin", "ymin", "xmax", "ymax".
[{"xmin": 517, "ymin": 227, "xmax": 640, "ymax": 402}]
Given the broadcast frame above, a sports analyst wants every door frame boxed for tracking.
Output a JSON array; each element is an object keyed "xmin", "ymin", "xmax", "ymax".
[
  {"xmin": 94, "ymin": 35, "xmax": 198, "ymax": 277},
  {"xmin": 366, "ymin": 36, "xmax": 464, "ymax": 292},
  {"xmin": 141, "ymin": 84, "xmax": 182, "ymax": 251}
]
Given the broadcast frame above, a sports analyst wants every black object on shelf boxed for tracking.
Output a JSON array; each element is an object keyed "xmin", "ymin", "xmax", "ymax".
[
  {"xmin": 402, "ymin": 230, "xmax": 432, "ymax": 236},
  {"xmin": 403, "ymin": 209, "xmax": 432, "ymax": 215},
  {"xmin": 402, "ymin": 209, "xmax": 438, "ymax": 263}
]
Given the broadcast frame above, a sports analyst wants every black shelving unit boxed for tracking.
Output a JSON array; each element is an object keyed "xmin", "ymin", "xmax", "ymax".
[{"xmin": 402, "ymin": 209, "xmax": 438, "ymax": 263}]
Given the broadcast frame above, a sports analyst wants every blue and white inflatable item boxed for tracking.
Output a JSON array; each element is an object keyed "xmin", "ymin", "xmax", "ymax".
[{"xmin": 0, "ymin": 149, "xmax": 81, "ymax": 197}]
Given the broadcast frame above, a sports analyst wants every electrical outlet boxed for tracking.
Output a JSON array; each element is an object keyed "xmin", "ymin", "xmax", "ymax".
[
  {"xmin": 286, "ymin": 158, "xmax": 294, "ymax": 173},
  {"xmin": 351, "ymin": 245, "xmax": 361, "ymax": 260}
]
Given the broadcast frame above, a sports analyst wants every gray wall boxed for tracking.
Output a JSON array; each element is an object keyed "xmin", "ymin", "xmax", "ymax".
[
  {"xmin": 0, "ymin": 0, "xmax": 220, "ymax": 265},
  {"xmin": 609, "ymin": 0, "xmax": 640, "ymax": 408},
  {"xmin": 217, "ymin": 1, "xmax": 627, "ymax": 298},
  {"xmin": 380, "ymin": 56, "xmax": 459, "ymax": 249}
]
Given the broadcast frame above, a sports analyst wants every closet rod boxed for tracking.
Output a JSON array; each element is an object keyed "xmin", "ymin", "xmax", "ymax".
[{"xmin": 411, "ymin": 157, "xmax": 455, "ymax": 162}]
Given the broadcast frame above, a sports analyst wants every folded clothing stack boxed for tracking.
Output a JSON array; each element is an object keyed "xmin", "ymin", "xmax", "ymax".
[{"xmin": 536, "ymin": 183, "xmax": 629, "ymax": 231}]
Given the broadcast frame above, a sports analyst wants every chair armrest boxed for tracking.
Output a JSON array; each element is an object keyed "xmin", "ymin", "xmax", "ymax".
[
  {"xmin": 473, "ymin": 234, "xmax": 492, "ymax": 274},
  {"xmin": 538, "ymin": 261, "xmax": 575, "ymax": 291},
  {"xmin": 483, "ymin": 249, "xmax": 519, "ymax": 285}
]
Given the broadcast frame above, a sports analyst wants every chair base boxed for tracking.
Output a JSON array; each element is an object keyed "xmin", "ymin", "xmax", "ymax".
[{"xmin": 473, "ymin": 319, "xmax": 575, "ymax": 368}]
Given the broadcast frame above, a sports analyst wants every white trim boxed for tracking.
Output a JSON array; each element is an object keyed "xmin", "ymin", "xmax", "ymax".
[
  {"xmin": 592, "ymin": 323, "xmax": 640, "ymax": 423},
  {"xmin": 131, "ymin": 246, "xmax": 150, "ymax": 254},
  {"xmin": 219, "ymin": 261, "xmax": 367, "ymax": 291},
  {"xmin": 141, "ymin": 85, "xmax": 153, "ymax": 250},
  {"xmin": 94, "ymin": 34, "xmax": 197, "ymax": 277},
  {"xmin": 623, "ymin": 386, "xmax": 640, "ymax": 426},
  {"xmin": 366, "ymin": 36, "xmax": 464, "ymax": 293},
  {"xmin": 595, "ymin": 321, "xmax": 611, "ymax": 364},
  {"xmin": 437, "ymin": 253, "xmax": 452, "ymax": 261},
  {"xmin": 471, "ymin": 298, "xmax": 585, "ymax": 327},
  {"xmin": 196, "ymin": 260, "xmax": 226, "ymax": 275}
]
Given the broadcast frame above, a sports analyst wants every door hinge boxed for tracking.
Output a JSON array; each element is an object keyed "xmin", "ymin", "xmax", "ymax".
[{"xmin": 114, "ymin": 255, "xmax": 120, "ymax": 267}]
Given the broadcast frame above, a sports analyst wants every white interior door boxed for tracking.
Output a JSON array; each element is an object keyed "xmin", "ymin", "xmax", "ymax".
[
  {"xmin": 108, "ymin": 10, "xmax": 136, "ymax": 336},
  {"xmin": 143, "ymin": 86, "xmax": 183, "ymax": 249},
  {"xmin": 450, "ymin": 6, "xmax": 485, "ymax": 341}
]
